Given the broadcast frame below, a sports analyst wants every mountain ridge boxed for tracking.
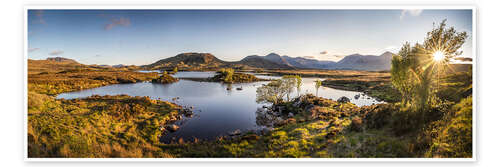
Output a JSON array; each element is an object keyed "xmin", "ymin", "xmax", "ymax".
[{"xmin": 143, "ymin": 52, "xmax": 395, "ymax": 71}]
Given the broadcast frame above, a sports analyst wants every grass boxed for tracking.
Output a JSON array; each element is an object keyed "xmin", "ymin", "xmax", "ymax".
[
  {"xmin": 26, "ymin": 60, "xmax": 472, "ymax": 158},
  {"xmin": 28, "ymin": 93, "xmax": 181, "ymax": 158}
]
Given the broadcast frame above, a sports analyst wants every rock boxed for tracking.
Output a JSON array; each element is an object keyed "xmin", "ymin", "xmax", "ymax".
[
  {"xmin": 337, "ymin": 96, "xmax": 351, "ymax": 103},
  {"xmin": 166, "ymin": 124, "xmax": 179, "ymax": 132},
  {"xmin": 305, "ymin": 104, "xmax": 315, "ymax": 111},
  {"xmin": 229, "ymin": 129, "xmax": 242, "ymax": 136},
  {"xmin": 226, "ymin": 87, "xmax": 231, "ymax": 90},
  {"xmin": 261, "ymin": 127, "xmax": 274, "ymax": 135},
  {"xmin": 242, "ymin": 134, "xmax": 260, "ymax": 141},
  {"xmin": 286, "ymin": 118, "xmax": 296, "ymax": 124},
  {"xmin": 184, "ymin": 112, "xmax": 193, "ymax": 117},
  {"xmin": 354, "ymin": 94, "xmax": 360, "ymax": 100},
  {"xmin": 236, "ymin": 87, "xmax": 243, "ymax": 91},
  {"xmin": 257, "ymin": 107, "xmax": 266, "ymax": 113},
  {"xmin": 277, "ymin": 106, "xmax": 285, "ymax": 113},
  {"xmin": 288, "ymin": 112, "xmax": 294, "ymax": 118}
]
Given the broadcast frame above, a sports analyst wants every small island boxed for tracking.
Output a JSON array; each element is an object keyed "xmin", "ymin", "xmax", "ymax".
[
  {"xmin": 152, "ymin": 72, "xmax": 179, "ymax": 84},
  {"xmin": 209, "ymin": 68, "xmax": 267, "ymax": 83}
]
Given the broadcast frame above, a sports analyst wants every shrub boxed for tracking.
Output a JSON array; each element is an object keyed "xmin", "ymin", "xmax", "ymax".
[
  {"xmin": 349, "ymin": 116, "xmax": 363, "ymax": 132},
  {"xmin": 426, "ymin": 97, "xmax": 472, "ymax": 158},
  {"xmin": 152, "ymin": 74, "xmax": 178, "ymax": 84}
]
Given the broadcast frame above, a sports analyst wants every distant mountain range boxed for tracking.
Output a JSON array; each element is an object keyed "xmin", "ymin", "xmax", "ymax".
[
  {"xmin": 45, "ymin": 57, "xmax": 79, "ymax": 64},
  {"xmin": 144, "ymin": 52, "xmax": 395, "ymax": 71}
]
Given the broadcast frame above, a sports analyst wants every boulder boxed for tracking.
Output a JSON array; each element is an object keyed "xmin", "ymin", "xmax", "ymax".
[
  {"xmin": 337, "ymin": 96, "xmax": 351, "ymax": 103},
  {"xmin": 242, "ymin": 134, "xmax": 260, "ymax": 141},
  {"xmin": 354, "ymin": 94, "xmax": 360, "ymax": 100},
  {"xmin": 229, "ymin": 129, "xmax": 242, "ymax": 136},
  {"xmin": 166, "ymin": 124, "xmax": 180, "ymax": 132}
]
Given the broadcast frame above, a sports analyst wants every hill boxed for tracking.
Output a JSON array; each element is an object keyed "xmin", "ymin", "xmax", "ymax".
[
  {"xmin": 45, "ymin": 57, "xmax": 79, "ymax": 63},
  {"xmin": 282, "ymin": 56, "xmax": 335, "ymax": 69},
  {"xmin": 241, "ymin": 52, "xmax": 394, "ymax": 71},
  {"xmin": 333, "ymin": 52, "xmax": 393, "ymax": 71},
  {"xmin": 236, "ymin": 55, "xmax": 294, "ymax": 69},
  {"xmin": 28, "ymin": 57, "xmax": 84, "ymax": 74},
  {"xmin": 144, "ymin": 52, "xmax": 228, "ymax": 70},
  {"xmin": 143, "ymin": 52, "xmax": 396, "ymax": 71}
]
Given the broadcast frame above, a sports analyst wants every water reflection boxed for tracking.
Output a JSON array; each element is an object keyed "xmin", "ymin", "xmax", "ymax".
[{"xmin": 57, "ymin": 71, "xmax": 382, "ymax": 142}]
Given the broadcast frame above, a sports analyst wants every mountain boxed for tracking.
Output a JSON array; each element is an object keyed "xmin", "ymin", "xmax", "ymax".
[
  {"xmin": 112, "ymin": 64, "xmax": 126, "ymax": 68},
  {"xmin": 333, "ymin": 51, "xmax": 394, "ymax": 71},
  {"xmin": 242, "ymin": 52, "xmax": 393, "ymax": 71},
  {"xmin": 261, "ymin": 53, "xmax": 293, "ymax": 66},
  {"xmin": 236, "ymin": 55, "xmax": 294, "ymax": 69},
  {"xmin": 144, "ymin": 52, "xmax": 227, "ymax": 70},
  {"xmin": 45, "ymin": 57, "xmax": 79, "ymax": 63},
  {"xmin": 143, "ymin": 52, "xmax": 394, "ymax": 71},
  {"xmin": 282, "ymin": 56, "xmax": 336, "ymax": 69}
]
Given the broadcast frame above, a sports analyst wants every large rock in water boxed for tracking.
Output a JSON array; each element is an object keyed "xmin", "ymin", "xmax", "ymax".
[
  {"xmin": 166, "ymin": 124, "xmax": 179, "ymax": 132},
  {"xmin": 337, "ymin": 96, "xmax": 351, "ymax": 103}
]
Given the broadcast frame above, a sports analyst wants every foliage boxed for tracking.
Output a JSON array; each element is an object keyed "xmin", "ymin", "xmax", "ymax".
[
  {"xmin": 390, "ymin": 19, "xmax": 468, "ymax": 112},
  {"xmin": 28, "ymin": 95, "xmax": 181, "ymax": 158},
  {"xmin": 425, "ymin": 97, "xmax": 472, "ymax": 158},
  {"xmin": 218, "ymin": 68, "xmax": 235, "ymax": 83},
  {"xmin": 152, "ymin": 74, "xmax": 178, "ymax": 84},
  {"xmin": 436, "ymin": 68, "xmax": 472, "ymax": 102},
  {"xmin": 314, "ymin": 79, "xmax": 322, "ymax": 96},
  {"xmin": 173, "ymin": 67, "xmax": 178, "ymax": 74},
  {"xmin": 256, "ymin": 79, "xmax": 289, "ymax": 104},
  {"xmin": 282, "ymin": 75, "xmax": 302, "ymax": 101},
  {"xmin": 211, "ymin": 69, "xmax": 262, "ymax": 83},
  {"xmin": 28, "ymin": 70, "xmax": 158, "ymax": 95},
  {"xmin": 256, "ymin": 76, "xmax": 302, "ymax": 105}
]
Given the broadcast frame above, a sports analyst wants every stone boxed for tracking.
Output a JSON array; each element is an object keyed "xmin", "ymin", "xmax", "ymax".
[
  {"xmin": 337, "ymin": 96, "xmax": 351, "ymax": 103},
  {"xmin": 242, "ymin": 134, "xmax": 260, "ymax": 141},
  {"xmin": 166, "ymin": 124, "xmax": 179, "ymax": 132},
  {"xmin": 229, "ymin": 129, "xmax": 242, "ymax": 136},
  {"xmin": 354, "ymin": 94, "xmax": 360, "ymax": 100}
]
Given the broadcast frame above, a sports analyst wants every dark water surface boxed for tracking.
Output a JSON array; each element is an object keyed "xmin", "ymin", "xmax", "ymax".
[{"xmin": 56, "ymin": 72, "xmax": 382, "ymax": 142}]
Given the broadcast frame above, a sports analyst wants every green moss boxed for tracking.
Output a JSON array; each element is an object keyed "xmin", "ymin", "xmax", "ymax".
[{"xmin": 28, "ymin": 95, "xmax": 180, "ymax": 158}]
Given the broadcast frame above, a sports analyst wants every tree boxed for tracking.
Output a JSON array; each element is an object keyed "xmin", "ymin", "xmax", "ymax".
[
  {"xmin": 391, "ymin": 43, "xmax": 416, "ymax": 106},
  {"xmin": 218, "ymin": 68, "xmax": 234, "ymax": 83},
  {"xmin": 314, "ymin": 79, "xmax": 322, "ymax": 96},
  {"xmin": 295, "ymin": 75, "xmax": 302, "ymax": 97},
  {"xmin": 256, "ymin": 79, "xmax": 289, "ymax": 104},
  {"xmin": 391, "ymin": 19, "xmax": 468, "ymax": 112},
  {"xmin": 282, "ymin": 75, "xmax": 302, "ymax": 101},
  {"xmin": 172, "ymin": 67, "xmax": 178, "ymax": 74}
]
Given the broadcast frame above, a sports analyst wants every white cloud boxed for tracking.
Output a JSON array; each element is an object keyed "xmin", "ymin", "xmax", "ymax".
[
  {"xmin": 400, "ymin": 9, "xmax": 423, "ymax": 19},
  {"xmin": 105, "ymin": 17, "xmax": 131, "ymax": 30},
  {"xmin": 49, "ymin": 50, "xmax": 64, "ymax": 56},
  {"xmin": 28, "ymin": 48, "xmax": 40, "ymax": 52}
]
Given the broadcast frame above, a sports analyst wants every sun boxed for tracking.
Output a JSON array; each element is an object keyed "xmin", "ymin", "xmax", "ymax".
[{"xmin": 433, "ymin": 51, "xmax": 445, "ymax": 61}]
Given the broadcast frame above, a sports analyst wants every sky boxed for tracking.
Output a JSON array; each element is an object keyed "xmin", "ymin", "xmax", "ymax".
[{"xmin": 27, "ymin": 9, "xmax": 473, "ymax": 65}]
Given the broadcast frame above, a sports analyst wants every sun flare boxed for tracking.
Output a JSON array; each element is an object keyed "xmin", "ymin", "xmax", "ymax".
[{"xmin": 433, "ymin": 51, "xmax": 445, "ymax": 61}]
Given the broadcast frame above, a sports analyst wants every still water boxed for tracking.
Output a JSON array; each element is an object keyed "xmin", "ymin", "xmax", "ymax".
[{"xmin": 57, "ymin": 72, "xmax": 381, "ymax": 142}]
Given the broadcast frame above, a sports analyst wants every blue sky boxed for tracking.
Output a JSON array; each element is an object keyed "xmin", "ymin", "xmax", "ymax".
[{"xmin": 27, "ymin": 9, "xmax": 473, "ymax": 65}]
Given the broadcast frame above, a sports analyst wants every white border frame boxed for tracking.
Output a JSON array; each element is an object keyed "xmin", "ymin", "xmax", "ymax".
[{"xmin": 23, "ymin": 5, "xmax": 477, "ymax": 162}]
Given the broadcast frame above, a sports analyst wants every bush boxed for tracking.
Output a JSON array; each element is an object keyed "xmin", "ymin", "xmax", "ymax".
[
  {"xmin": 152, "ymin": 74, "xmax": 178, "ymax": 84},
  {"xmin": 349, "ymin": 116, "xmax": 363, "ymax": 132},
  {"xmin": 426, "ymin": 97, "xmax": 472, "ymax": 158},
  {"xmin": 362, "ymin": 104, "xmax": 396, "ymax": 129}
]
